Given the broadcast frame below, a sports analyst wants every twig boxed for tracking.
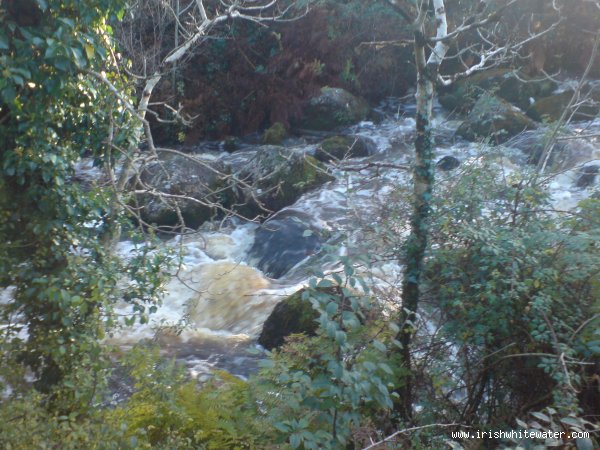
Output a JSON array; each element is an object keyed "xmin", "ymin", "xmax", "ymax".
[{"xmin": 362, "ymin": 423, "xmax": 461, "ymax": 450}]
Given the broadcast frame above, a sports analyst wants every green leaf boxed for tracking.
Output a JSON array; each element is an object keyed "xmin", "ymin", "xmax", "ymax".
[
  {"xmin": 317, "ymin": 279, "xmax": 333, "ymax": 288},
  {"xmin": 363, "ymin": 361, "xmax": 376, "ymax": 372},
  {"xmin": 54, "ymin": 57, "xmax": 71, "ymax": 72},
  {"xmin": 378, "ymin": 363, "xmax": 393, "ymax": 375},
  {"xmin": 0, "ymin": 34, "xmax": 8, "ymax": 50},
  {"xmin": 302, "ymin": 229, "xmax": 313, "ymax": 237},
  {"xmin": 559, "ymin": 417, "xmax": 582, "ymax": 427},
  {"xmin": 274, "ymin": 422, "xmax": 289, "ymax": 433},
  {"xmin": 373, "ymin": 340, "xmax": 386, "ymax": 352},
  {"xmin": 290, "ymin": 433, "xmax": 301, "ymax": 449},
  {"xmin": 531, "ymin": 412, "xmax": 551, "ymax": 423},
  {"xmin": 1, "ymin": 85, "xmax": 16, "ymax": 103},
  {"xmin": 335, "ymin": 330, "xmax": 346, "ymax": 345},
  {"xmin": 84, "ymin": 44, "xmax": 95, "ymax": 61},
  {"xmin": 71, "ymin": 47, "xmax": 86, "ymax": 69},
  {"xmin": 326, "ymin": 301, "xmax": 338, "ymax": 315}
]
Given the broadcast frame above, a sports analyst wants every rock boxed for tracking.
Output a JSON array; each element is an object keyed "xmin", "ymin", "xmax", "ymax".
[
  {"xmin": 314, "ymin": 135, "xmax": 375, "ymax": 162},
  {"xmin": 456, "ymin": 94, "xmax": 537, "ymax": 144},
  {"xmin": 248, "ymin": 212, "xmax": 322, "ymax": 279},
  {"xmin": 233, "ymin": 146, "xmax": 333, "ymax": 218},
  {"xmin": 222, "ymin": 136, "xmax": 240, "ymax": 153},
  {"xmin": 509, "ymin": 130, "xmax": 599, "ymax": 169},
  {"xmin": 527, "ymin": 90, "xmax": 600, "ymax": 122},
  {"xmin": 436, "ymin": 155, "xmax": 461, "ymax": 171},
  {"xmin": 299, "ymin": 87, "xmax": 370, "ymax": 131},
  {"xmin": 262, "ymin": 122, "xmax": 288, "ymax": 145},
  {"xmin": 258, "ymin": 284, "xmax": 373, "ymax": 350},
  {"xmin": 438, "ymin": 68, "xmax": 557, "ymax": 113},
  {"xmin": 575, "ymin": 165, "xmax": 599, "ymax": 188},
  {"xmin": 133, "ymin": 153, "xmax": 231, "ymax": 228},
  {"xmin": 258, "ymin": 288, "xmax": 319, "ymax": 350}
]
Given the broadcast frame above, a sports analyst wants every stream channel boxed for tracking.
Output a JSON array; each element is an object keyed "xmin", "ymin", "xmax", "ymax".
[{"xmin": 75, "ymin": 94, "xmax": 600, "ymax": 399}]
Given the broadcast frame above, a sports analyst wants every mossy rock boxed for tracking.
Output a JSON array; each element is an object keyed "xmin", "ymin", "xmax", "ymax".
[
  {"xmin": 456, "ymin": 94, "xmax": 537, "ymax": 144},
  {"xmin": 314, "ymin": 135, "xmax": 375, "ymax": 162},
  {"xmin": 262, "ymin": 122, "xmax": 288, "ymax": 145},
  {"xmin": 438, "ymin": 68, "xmax": 557, "ymax": 113},
  {"xmin": 133, "ymin": 153, "xmax": 231, "ymax": 228},
  {"xmin": 233, "ymin": 146, "xmax": 334, "ymax": 218},
  {"xmin": 299, "ymin": 87, "xmax": 370, "ymax": 131},
  {"xmin": 259, "ymin": 285, "xmax": 374, "ymax": 350},
  {"xmin": 527, "ymin": 90, "xmax": 600, "ymax": 122},
  {"xmin": 258, "ymin": 289, "xmax": 319, "ymax": 350}
]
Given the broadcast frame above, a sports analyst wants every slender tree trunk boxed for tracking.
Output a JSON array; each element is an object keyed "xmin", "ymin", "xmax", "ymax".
[{"xmin": 394, "ymin": 0, "xmax": 448, "ymax": 422}]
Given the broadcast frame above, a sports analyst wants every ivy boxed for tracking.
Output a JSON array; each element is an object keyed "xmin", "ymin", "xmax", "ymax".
[{"xmin": 0, "ymin": 0, "xmax": 169, "ymax": 412}]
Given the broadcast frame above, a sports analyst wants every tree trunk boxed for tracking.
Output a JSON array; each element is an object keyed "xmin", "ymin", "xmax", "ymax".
[{"xmin": 394, "ymin": 0, "xmax": 448, "ymax": 422}]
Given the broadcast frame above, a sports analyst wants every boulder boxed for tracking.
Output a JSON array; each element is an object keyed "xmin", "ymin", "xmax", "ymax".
[
  {"xmin": 133, "ymin": 153, "xmax": 231, "ymax": 228},
  {"xmin": 509, "ymin": 130, "xmax": 599, "ymax": 169},
  {"xmin": 299, "ymin": 87, "xmax": 369, "ymax": 131},
  {"xmin": 248, "ymin": 212, "xmax": 322, "ymax": 279},
  {"xmin": 436, "ymin": 155, "xmax": 461, "ymax": 171},
  {"xmin": 258, "ymin": 288, "xmax": 319, "ymax": 350},
  {"xmin": 262, "ymin": 122, "xmax": 288, "ymax": 145},
  {"xmin": 233, "ymin": 146, "xmax": 333, "ymax": 218},
  {"xmin": 258, "ymin": 284, "xmax": 372, "ymax": 350},
  {"xmin": 575, "ymin": 165, "xmax": 599, "ymax": 189},
  {"xmin": 527, "ymin": 90, "xmax": 600, "ymax": 123},
  {"xmin": 438, "ymin": 68, "xmax": 557, "ymax": 113},
  {"xmin": 222, "ymin": 136, "xmax": 241, "ymax": 153},
  {"xmin": 314, "ymin": 135, "xmax": 376, "ymax": 162},
  {"xmin": 456, "ymin": 94, "xmax": 537, "ymax": 144}
]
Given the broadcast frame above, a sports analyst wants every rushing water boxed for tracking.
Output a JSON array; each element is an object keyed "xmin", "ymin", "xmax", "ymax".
[{"xmin": 11, "ymin": 96, "xmax": 600, "ymax": 382}]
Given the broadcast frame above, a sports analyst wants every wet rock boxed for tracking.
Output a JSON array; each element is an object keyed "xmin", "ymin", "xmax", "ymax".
[
  {"xmin": 436, "ymin": 155, "xmax": 461, "ymax": 171},
  {"xmin": 314, "ymin": 135, "xmax": 376, "ymax": 162},
  {"xmin": 222, "ymin": 136, "xmax": 240, "ymax": 153},
  {"xmin": 133, "ymin": 153, "xmax": 231, "ymax": 228},
  {"xmin": 258, "ymin": 288, "xmax": 319, "ymax": 350},
  {"xmin": 575, "ymin": 165, "xmax": 599, "ymax": 188},
  {"xmin": 299, "ymin": 87, "xmax": 370, "ymax": 131},
  {"xmin": 456, "ymin": 94, "xmax": 537, "ymax": 144},
  {"xmin": 438, "ymin": 68, "xmax": 556, "ymax": 113},
  {"xmin": 262, "ymin": 122, "xmax": 288, "ymax": 145},
  {"xmin": 526, "ymin": 89, "xmax": 600, "ymax": 122},
  {"xmin": 248, "ymin": 212, "xmax": 322, "ymax": 279},
  {"xmin": 508, "ymin": 130, "xmax": 599, "ymax": 169},
  {"xmin": 233, "ymin": 146, "xmax": 333, "ymax": 218}
]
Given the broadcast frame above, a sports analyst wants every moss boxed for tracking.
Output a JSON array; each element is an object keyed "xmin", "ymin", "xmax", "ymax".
[
  {"xmin": 262, "ymin": 122, "xmax": 288, "ymax": 145},
  {"xmin": 315, "ymin": 135, "xmax": 371, "ymax": 162},
  {"xmin": 456, "ymin": 94, "xmax": 536, "ymax": 144},
  {"xmin": 439, "ymin": 68, "xmax": 557, "ymax": 113},
  {"xmin": 299, "ymin": 87, "xmax": 369, "ymax": 131},
  {"xmin": 259, "ymin": 149, "xmax": 333, "ymax": 211},
  {"xmin": 258, "ymin": 289, "xmax": 320, "ymax": 350}
]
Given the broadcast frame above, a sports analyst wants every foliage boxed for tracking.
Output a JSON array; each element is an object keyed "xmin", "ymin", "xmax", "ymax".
[
  {"xmin": 117, "ymin": 0, "xmax": 413, "ymax": 143},
  {"xmin": 506, "ymin": 407, "xmax": 598, "ymax": 449},
  {"xmin": 0, "ymin": 0, "xmax": 169, "ymax": 412},
  {"xmin": 420, "ymin": 154, "xmax": 600, "ymax": 433},
  {"xmin": 108, "ymin": 345, "xmax": 268, "ymax": 449},
  {"xmin": 0, "ymin": 391, "xmax": 133, "ymax": 450},
  {"xmin": 254, "ymin": 262, "xmax": 397, "ymax": 449}
]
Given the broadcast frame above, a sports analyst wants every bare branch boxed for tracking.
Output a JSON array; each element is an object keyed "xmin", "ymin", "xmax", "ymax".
[{"xmin": 362, "ymin": 423, "xmax": 461, "ymax": 450}]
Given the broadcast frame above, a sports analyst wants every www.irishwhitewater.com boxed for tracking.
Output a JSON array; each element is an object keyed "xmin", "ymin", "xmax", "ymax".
[{"xmin": 451, "ymin": 430, "xmax": 591, "ymax": 440}]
